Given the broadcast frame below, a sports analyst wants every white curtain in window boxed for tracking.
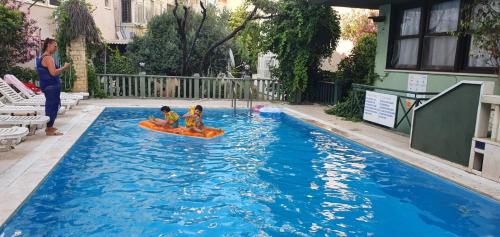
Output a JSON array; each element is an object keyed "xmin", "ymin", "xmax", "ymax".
[
  {"xmin": 423, "ymin": 36, "xmax": 458, "ymax": 68},
  {"xmin": 392, "ymin": 38, "xmax": 419, "ymax": 67},
  {"xmin": 428, "ymin": 0, "xmax": 460, "ymax": 33},
  {"xmin": 400, "ymin": 8, "xmax": 421, "ymax": 36}
]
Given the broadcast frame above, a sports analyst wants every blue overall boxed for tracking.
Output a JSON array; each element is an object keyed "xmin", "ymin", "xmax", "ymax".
[{"xmin": 36, "ymin": 55, "xmax": 61, "ymax": 128}]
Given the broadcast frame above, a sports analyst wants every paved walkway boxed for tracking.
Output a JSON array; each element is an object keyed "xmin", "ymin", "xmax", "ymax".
[{"xmin": 0, "ymin": 99, "xmax": 499, "ymax": 226}]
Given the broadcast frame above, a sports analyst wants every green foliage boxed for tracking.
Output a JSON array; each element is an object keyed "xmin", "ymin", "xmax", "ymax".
[
  {"xmin": 53, "ymin": 0, "xmax": 102, "ymax": 93},
  {"xmin": 53, "ymin": 0, "xmax": 102, "ymax": 50},
  {"xmin": 104, "ymin": 49, "xmax": 138, "ymax": 74},
  {"xmin": 460, "ymin": 0, "xmax": 500, "ymax": 77},
  {"xmin": 6, "ymin": 66, "xmax": 37, "ymax": 83},
  {"xmin": 0, "ymin": 4, "xmax": 22, "ymax": 72},
  {"xmin": 317, "ymin": 69, "xmax": 337, "ymax": 82},
  {"xmin": 339, "ymin": 9, "xmax": 378, "ymax": 43},
  {"xmin": 0, "ymin": 1, "xmax": 40, "ymax": 73},
  {"xmin": 336, "ymin": 33, "xmax": 377, "ymax": 86},
  {"xmin": 127, "ymin": 7, "xmax": 236, "ymax": 76},
  {"xmin": 87, "ymin": 60, "xmax": 106, "ymax": 98},
  {"xmin": 325, "ymin": 34, "xmax": 377, "ymax": 120},
  {"xmin": 262, "ymin": 0, "xmax": 341, "ymax": 102},
  {"xmin": 325, "ymin": 93, "xmax": 364, "ymax": 121},
  {"xmin": 229, "ymin": 4, "xmax": 261, "ymax": 73}
]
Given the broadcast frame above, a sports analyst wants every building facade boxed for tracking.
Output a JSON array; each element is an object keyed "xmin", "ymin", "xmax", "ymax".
[
  {"xmin": 112, "ymin": 0, "xmax": 169, "ymax": 43},
  {"xmin": 19, "ymin": 0, "xmax": 169, "ymax": 45},
  {"xmin": 317, "ymin": 0, "xmax": 498, "ymax": 94}
]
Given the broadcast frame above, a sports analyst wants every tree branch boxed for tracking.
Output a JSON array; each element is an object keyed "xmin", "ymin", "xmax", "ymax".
[
  {"xmin": 251, "ymin": 14, "xmax": 280, "ymax": 20},
  {"xmin": 187, "ymin": 1, "xmax": 207, "ymax": 64},
  {"xmin": 173, "ymin": 0, "xmax": 189, "ymax": 75},
  {"xmin": 28, "ymin": 0, "xmax": 44, "ymax": 9},
  {"xmin": 200, "ymin": 6, "xmax": 259, "ymax": 75}
]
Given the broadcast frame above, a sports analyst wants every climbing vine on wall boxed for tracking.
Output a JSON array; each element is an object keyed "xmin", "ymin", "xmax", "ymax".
[
  {"xmin": 460, "ymin": 0, "xmax": 500, "ymax": 80},
  {"xmin": 261, "ymin": 0, "xmax": 341, "ymax": 102},
  {"xmin": 52, "ymin": 0, "xmax": 103, "ymax": 94}
]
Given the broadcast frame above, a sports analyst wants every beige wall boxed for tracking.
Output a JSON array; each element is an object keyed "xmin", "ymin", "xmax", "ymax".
[
  {"xmin": 19, "ymin": 3, "xmax": 56, "ymax": 40},
  {"xmin": 91, "ymin": 0, "xmax": 117, "ymax": 42},
  {"xmin": 113, "ymin": 0, "xmax": 169, "ymax": 40},
  {"xmin": 16, "ymin": 0, "xmax": 117, "ymax": 68},
  {"xmin": 19, "ymin": 0, "xmax": 118, "ymax": 42}
]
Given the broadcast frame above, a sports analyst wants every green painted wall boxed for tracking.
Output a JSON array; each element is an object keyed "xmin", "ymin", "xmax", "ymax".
[
  {"xmin": 411, "ymin": 84, "xmax": 481, "ymax": 166},
  {"xmin": 372, "ymin": 4, "xmax": 499, "ymax": 133}
]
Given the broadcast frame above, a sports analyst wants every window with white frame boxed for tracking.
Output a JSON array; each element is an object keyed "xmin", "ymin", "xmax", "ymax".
[{"xmin": 136, "ymin": 1, "xmax": 145, "ymax": 24}]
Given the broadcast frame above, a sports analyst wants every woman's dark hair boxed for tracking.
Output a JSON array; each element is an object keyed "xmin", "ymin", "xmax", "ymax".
[
  {"xmin": 160, "ymin": 106, "xmax": 171, "ymax": 112},
  {"xmin": 195, "ymin": 105, "xmax": 203, "ymax": 112},
  {"xmin": 42, "ymin": 38, "xmax": 56, "ymax": 52}
]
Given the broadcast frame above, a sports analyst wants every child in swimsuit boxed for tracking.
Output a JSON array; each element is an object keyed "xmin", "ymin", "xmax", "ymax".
[
  {"xmin": 149, "ymin": 106, "xmax": 180, "ymax": 128},
  {"xmin": 183, "ymin": 105, "xmax": 204, "ymax": 133}
]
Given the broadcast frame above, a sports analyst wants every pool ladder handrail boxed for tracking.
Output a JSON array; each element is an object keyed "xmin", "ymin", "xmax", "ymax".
[
  {"xmin": 231, "ymin": 80, "xmax": 237, "ymax": 112},
  {"xmin": 229, "ymin": 78, "xmax": 252, "ymax": 112}
]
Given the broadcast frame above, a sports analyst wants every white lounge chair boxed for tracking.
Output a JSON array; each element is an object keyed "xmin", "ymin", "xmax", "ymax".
[
  {"xmin": 0, "ymin": 78, "xmax": 77, "ymax": 109},
  {"xmin": 0, "ymin": 126, "xmax": 29, "ymax": 151},
  {"xmin": 4, "ymin": 74, "xmax": 87, "ymax": 100},
  {"xmin": 0, "ymin": 100, "xmax": 66, "ymax": 115},
  {"xmin": 0, "ymin": 115, "xmax": 49, "ymax": 134}
]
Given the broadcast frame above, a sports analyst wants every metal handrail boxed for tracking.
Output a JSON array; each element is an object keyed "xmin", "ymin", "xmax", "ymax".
[
  {"xmin": 352, "ymin": 83, "xmax": 440, "ymax": 96},
  {"xmin": 247, "ymin": 86, "xmax": 253, "ymax": 109},
  {"xmin": 232, "ymin": 80, "xmax": 237, "ymax": 112},
  {"xmin": 351, "ymin": 83, "xmax": 441, "ymax": 130}
]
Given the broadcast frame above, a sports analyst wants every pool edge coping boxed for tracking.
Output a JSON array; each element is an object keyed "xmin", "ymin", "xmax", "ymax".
[{"xmin": 0, "ymin": 105, "xmax": 106, "ymax": 228}]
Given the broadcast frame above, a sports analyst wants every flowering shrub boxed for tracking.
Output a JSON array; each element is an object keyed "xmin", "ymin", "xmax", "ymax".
[{"xmin": 0, "ymin": 0, "xmax": 40, "ymax": 72}]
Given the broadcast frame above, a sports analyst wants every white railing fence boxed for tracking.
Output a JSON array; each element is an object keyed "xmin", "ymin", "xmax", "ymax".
[{"xmin": 97, "ymin": 74, "xmax": 285, "ymax": 101}]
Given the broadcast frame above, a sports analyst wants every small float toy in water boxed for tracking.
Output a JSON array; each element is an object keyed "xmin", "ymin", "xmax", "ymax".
[
  {"xmin": 251, "ymin": 105, "xmax": 282, "ymax": 114},
  {"xmin": 251, "ymin": 105, "xmax": 265, "ymax": 112}
]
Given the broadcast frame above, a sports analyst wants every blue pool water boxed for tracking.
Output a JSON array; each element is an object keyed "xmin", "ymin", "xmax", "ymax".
[{"xmin": 1, "ymin": 108, "xmax": 499, "ymax": 237}]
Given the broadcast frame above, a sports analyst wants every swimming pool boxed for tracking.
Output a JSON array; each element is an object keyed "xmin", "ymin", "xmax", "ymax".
[{"xmin": 1, "ymin": 108, "xmax": 499, "ymax": 236}]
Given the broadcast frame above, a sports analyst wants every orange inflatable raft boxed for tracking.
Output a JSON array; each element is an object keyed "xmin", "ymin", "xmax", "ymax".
[{"xmin": 138, "ymin": 120, "xmax": 224, "ymax": 139}]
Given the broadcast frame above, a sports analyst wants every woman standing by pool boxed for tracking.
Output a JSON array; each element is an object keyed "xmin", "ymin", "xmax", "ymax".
[{"xmin": 36, "ymin": 38, "xmax": 70, "ymax": 136}]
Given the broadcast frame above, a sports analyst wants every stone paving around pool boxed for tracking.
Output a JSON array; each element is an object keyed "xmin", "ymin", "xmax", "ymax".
[{"xmin": 0, "ymin": 98, "xmax": 499, "ymax": 226}]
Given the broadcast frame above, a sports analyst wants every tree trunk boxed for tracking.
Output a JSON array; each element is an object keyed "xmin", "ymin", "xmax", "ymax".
[
  {"xmin": 173, "ymin": 0, "xmax": 189, "ymax": 76},
  {"xmin": 200, "ymin": 6, "xmax": 259, "ymax": 75},
  {"xmin": 186, "ymin": 1, "xmax": 207, "ymax": 67}
]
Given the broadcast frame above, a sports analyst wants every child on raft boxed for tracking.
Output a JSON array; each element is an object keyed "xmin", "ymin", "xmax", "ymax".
[
  {"xmin": 149, "ymin": 106, "xmax": 180, "ymax": 128},
  {"xmin": 183, "ymin": 105, "xmax": 204, "ymax": 133}
]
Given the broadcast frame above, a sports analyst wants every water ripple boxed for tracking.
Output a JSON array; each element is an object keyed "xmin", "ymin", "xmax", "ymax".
[{"xmin": 1, "ymin": 108, "xmax": 499, "ymax": 237}]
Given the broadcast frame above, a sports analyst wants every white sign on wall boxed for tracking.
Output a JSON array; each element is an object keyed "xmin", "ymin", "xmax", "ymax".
[
  {"xmin": 407, "ymin": 74, "xmax": 428, "ymax": 98},
  {"xmin": 363, "ymin": 91, "xmax": 398, "ymax": 128}
]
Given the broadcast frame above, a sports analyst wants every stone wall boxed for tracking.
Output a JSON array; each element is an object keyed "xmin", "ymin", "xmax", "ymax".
[{"xmin": 68, "ymin": 37, "xmax": 88, "ymax": 93}]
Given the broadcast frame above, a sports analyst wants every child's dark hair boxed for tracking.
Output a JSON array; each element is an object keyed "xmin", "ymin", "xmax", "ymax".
[
  {"xmin": 42, "ymin": 38, "xmax": 56, "ymax": 52},
  {"xmin": 160, "ymin": 106, "xmax": 171, "ymax": 112},
  {"xmin": 195, "ymin": 105, "xmax": 203, "ymax": 112}
]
